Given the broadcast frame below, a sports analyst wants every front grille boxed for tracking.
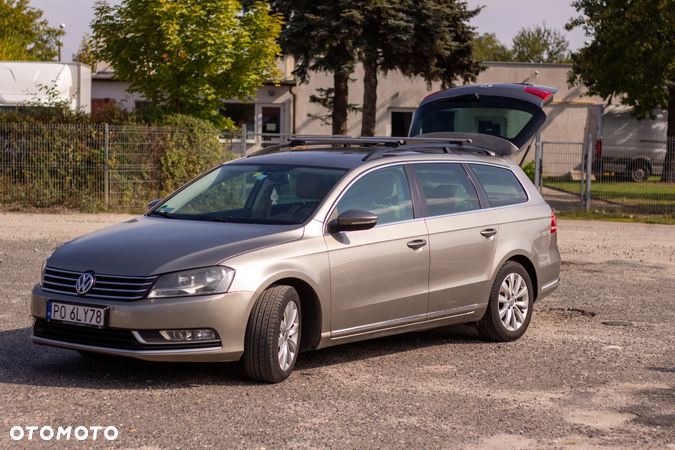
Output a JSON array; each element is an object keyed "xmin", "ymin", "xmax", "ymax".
[
  {"xmin": 33, "ymin": 320, "xmax": 221, "ymax": 351},
  {"xmin": 43, "ymin": 266, "xmax": 157, "ymax": 301}
]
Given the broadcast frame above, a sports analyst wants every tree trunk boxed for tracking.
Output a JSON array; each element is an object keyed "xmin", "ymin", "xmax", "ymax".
[
  {"xmin": 662, "ymin": 85, "xmax": 675, "ymax": 183},
  {"xmin": 332, "ymin": 71, "xmax": 349, "ymax": 136},
  {"xmin": 360, "ymin": 50, "xmax": 378, "ymax": 137}
]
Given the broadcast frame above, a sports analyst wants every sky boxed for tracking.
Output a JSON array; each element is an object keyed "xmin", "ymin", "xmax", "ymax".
[
  {"xmin": 465, "ymin": 0, "xmax": 588, "ymax": 51},
  {"xmin": 29, "ymin": 0, "xmax": 588, "ymax": 63}
]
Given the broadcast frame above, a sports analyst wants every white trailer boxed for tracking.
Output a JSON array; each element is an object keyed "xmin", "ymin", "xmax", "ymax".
[{"xmin": 0, "ymin": 62, "xmax": 91, "ymax": 113}]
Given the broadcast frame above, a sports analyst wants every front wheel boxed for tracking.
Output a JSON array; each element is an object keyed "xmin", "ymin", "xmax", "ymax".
[
  {"xmin": 477, "ymin": 261, "xmax": 534, "ymax": 342},
  {"xmin": 244, "ymin": 285, "xmax": 301, "ymax": 383}
]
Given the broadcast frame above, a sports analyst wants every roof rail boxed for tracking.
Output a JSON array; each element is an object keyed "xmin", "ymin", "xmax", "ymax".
[
  {"xmin": 246, "ymin": 136, "xmax": 473, "ymax": 159},
  {"xmin": 362, "ymin": 143, "xmax": 493, "ymax": 161}
]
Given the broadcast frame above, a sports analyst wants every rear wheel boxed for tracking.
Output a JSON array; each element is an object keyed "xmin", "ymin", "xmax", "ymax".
[
  {"xmin": 628, "ymin": 163, "xmax": 650, "ymax": 182},
  {"xmin": 477, "ymin": 261, "xmax": 534, "ymax": 342},
  {"xmin": 244, "ymin": 285, "xmax": 301, "ymax": 383}
]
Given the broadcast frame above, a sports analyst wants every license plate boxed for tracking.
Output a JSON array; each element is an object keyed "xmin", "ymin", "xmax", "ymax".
[{"xmin": 46, "ymin": 302, "xmax": 107, "ymax": 327}]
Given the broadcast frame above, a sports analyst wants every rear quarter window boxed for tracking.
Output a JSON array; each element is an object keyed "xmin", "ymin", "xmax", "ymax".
[{"xmin": 469, "ymin": 164, "xmax": 528, "ymax": 208}]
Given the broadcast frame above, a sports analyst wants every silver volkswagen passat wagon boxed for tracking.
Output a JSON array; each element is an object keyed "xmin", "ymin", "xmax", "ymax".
[{"xmin": 31, "ymin": 83, "xmax": 560, "ymax": 383}]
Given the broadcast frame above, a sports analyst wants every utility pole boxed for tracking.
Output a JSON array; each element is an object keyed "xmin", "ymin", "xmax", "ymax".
[{"xmin": 58, "ymin": 23, "xmax": 65, "ymax": 62}]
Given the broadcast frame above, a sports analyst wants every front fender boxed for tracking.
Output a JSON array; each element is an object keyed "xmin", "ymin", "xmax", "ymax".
[{"xmin": 223, "ymin": 226, "xmax": 331, "ymax": 333}]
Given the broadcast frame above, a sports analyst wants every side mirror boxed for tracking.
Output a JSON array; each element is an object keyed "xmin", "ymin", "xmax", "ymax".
[
  {"xmin": 146, "ymin": 198, "xmax": 163, "ymax": 210},
  {"xmin": 327, "ymin": 210, "xmax": 378, "ymax": 233}
]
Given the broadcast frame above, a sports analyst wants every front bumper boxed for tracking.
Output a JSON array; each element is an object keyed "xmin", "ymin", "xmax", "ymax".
[{"xmin": 29, "ymin": 285, "xmax": 257, "ymax": 362}]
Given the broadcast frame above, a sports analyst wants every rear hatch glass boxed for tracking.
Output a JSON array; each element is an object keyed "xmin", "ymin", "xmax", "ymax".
[{"xmin": 409, "ymin": 95, "xmax": 546, "ymax": 149}]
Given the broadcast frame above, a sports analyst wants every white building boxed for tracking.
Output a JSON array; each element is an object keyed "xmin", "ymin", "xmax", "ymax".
[
  {"xmin": 91, "ymin": 60, "xmax": 608, "ymax": 144},
  {"xmin": 1, "ymin": 59, "xmax": 666, "ymax": 153}
]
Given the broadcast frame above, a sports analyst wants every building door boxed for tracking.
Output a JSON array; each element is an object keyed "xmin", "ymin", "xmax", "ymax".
[{"xmin": 259, "ymin": 105, "xmax": 284, "ymax": 148}]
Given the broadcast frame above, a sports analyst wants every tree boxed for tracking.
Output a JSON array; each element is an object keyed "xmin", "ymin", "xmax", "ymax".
[
  {"xmin": 566, "ymin": 0, "xmax": 675, "ymax": 182},
  {"xmin": 73, "ymin": 33, "xmax": 95, "ymax": 69},
  {"xmin": 0, "ymin": 0, "xmax": 64, "ymax": 61},
  {"xmin": 258, "ymin": 0, "xmax": 483, "ymax": 136},
  {"xmin": 357, "ymin": 0, "xmax": 484, "ymax": 136},
  {"xmin": 474, "ymin": 32, "xmax": 513, "ymax": 62},
  {"xmin": 512, "ymin": 23, "xmax": 571, "ymax": 63},
  {"xmin": 267, "ymin": 0, "xmax": 362, "ymax": 135},
  {"xmin": 91, "ymin": 0, "xmax": 283, "ymax": 126}
]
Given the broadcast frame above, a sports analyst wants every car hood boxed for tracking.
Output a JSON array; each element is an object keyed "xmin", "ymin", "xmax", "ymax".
[{"xmin": 48, "ymin": 215, "xmax": 304, "ymax": 276}]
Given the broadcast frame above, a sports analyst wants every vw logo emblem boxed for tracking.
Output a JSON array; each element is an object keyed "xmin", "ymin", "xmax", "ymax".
[{"xmin": 75, "ymin": 272, "xmax": 96, "ymax": 295}]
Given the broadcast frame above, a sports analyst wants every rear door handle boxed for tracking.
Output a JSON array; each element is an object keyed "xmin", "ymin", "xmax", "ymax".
[
  {"xmin": 480, "ymin": 228, "xmax": 498, "ymax": 238},
  {"xmin": 407, "ymin": 239, "xmax": 427, "ymax": 250}
]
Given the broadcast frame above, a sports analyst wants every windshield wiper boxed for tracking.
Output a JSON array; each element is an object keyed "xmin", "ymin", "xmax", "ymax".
[
  {"xmin": 149, "ymin": 210, "xmax": 180, "ymax": 219},
  {"xmin": 209, "ymin": 217, "xmax": 246, "ymax": 223}
]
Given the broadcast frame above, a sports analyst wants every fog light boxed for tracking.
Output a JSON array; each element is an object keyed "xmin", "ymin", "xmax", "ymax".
[{"xmin": 159, "ymin": 329, "xmax": 217, "ymax": 341}]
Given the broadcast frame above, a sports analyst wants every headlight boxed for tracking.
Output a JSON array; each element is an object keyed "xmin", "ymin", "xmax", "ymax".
[
  {"xmin": 147, "ymin": 266, "xmax": 235, "ymax": 298},
  {"xmin": 39, "ymin": 246, "xmax": 61, "ymax": 286}
]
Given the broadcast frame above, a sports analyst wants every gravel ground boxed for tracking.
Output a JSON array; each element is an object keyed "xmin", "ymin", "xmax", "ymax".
[{"xmin": 0, "ymin": 212, "xmax": 673, "ymax": 450}]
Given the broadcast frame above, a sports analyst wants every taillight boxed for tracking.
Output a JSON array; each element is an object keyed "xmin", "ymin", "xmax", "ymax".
[
  {"xmin": 551, "ymin": 212, "xmax": 557, "ymax": 234},
  {"xmin": 595, "ymin": 140, "xmax": 602, "ymax": 158},
  {"xmin": 423, "ymin": 89, "xmax": 446, "ymax": 100},
  {"xmin": 524, "ymin": 86, "xmax": 552, "ymax": 102}
]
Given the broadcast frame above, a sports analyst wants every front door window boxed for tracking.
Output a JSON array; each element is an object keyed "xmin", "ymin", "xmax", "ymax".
[{"xmin": 335, "ymin": 165, "xmax": 413, "ymax": 226}]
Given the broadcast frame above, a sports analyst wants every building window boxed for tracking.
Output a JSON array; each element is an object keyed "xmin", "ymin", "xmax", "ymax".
[
  {"xmin": 390, "ymin": 110, "xmax": 414, "ymax": 137},
  {"xmin": 222, "ymin": 103, "xmax": 255, "ymax": 132},
  {"xmin": 476, "ymin": 117, "xmax": 506, "ymax": 137},
  {"xmin": 134, "ymin": 101, "xmax": 151, "ymax": 112}
]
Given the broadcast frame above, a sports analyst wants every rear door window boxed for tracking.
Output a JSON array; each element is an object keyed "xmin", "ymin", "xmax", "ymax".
[
  {"xmin": 468, "ymin": 164, "xmax": 528, "ymax": 208},
  {"xmin": 411, "ymin": 163, "xmax": 480, "ymax": 217}
]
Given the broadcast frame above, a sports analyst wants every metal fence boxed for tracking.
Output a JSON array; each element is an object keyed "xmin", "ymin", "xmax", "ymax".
[
  {"xmin": 1, "ymin": 123, "xmax": 194, "ymax": 211},
  {"xmin": 2, "ymin": 122, "xmax": 673, "ymax": 214},
  {"xmin": 538, "ymin": 136, "xmax": 675, "ymax": 213}
]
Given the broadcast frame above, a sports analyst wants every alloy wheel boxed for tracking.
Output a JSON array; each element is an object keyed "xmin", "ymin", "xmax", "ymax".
[
  {"xmin": 498, "ymin": 273, "xmax": 529, "ymax": 332},
  {"xmin": 278, "ymin": 300, "xmax": 300, "ymax": 371}
]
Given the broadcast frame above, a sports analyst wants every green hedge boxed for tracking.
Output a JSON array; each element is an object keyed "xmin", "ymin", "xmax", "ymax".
[{"xmin": 0, "ymin": 109, "xmax": 234, "ymax": 211}]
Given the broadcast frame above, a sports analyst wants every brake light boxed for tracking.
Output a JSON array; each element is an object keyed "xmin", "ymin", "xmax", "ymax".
[
  {"xmin": 595, "ymin": 139, "xmax": 602, "ymax": 158},
  {"xmin": 551, "ymin": 212, "xmax": 557, "ymax": 234},
  {"xmin": 524, "ymin": 87, "xmax": 552, "ymax": 102},
  {"xmin": 423, "ymin": 89, "xmax": 446, "ymax": 100}
]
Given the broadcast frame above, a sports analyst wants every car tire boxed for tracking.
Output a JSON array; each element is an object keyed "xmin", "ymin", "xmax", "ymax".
[
  {"xmin": 629, "ymin": 163, "xmax": 650, "ymax": 183},
  {"xmin": 244, "ymin": 284, "xmax": 302, "ymax": 383},
  {"xmin": 477, "ymin": 261, "xmax": 534, "ymax": 342}
]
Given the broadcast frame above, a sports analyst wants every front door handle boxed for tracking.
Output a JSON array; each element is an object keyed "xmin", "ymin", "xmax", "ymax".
[
  {"xmin": 407, "ymin": 239, "xmax": 427, "ymax": 250},
  {"xmin": 480, "ymin": 228, "xmax": 498, "ymax": 239}
]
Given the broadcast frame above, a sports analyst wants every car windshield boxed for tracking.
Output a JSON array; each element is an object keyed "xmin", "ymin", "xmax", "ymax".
[
  {"xmin": 153, "ymin": 164, "xmax": 347, "ymax": 224},
  {"xmin": 409, "ymin": 96, "xmax": 544, "ymax": 148}
]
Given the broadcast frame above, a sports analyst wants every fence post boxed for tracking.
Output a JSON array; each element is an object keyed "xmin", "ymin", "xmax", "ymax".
[
  {"xmin": 241, "ymin": 124, "xmax": 247, "ymax": 157},
  {"xmin": 534, "ymin": 132, "xmax": 541, "ymax": 192},
  {"xmin": 586, "ymin": 133, "xmax": 593, "ymax": 212},
  {"xmin": 580, "ymin": 139, "xmax": 586, "ymax": 212},
  {"xmin": 104, "ymin": 123, "xmax": 109, "ymax": 206}
]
